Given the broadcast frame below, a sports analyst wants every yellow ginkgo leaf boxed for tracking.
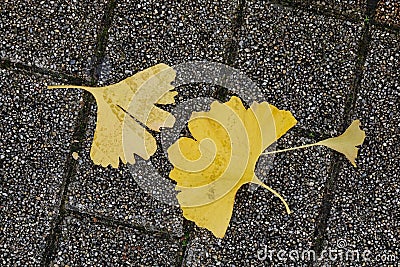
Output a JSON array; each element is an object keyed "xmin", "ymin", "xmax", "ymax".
[
  {"xmin": 167, "ymin": 96, "xmax": 297, "ymax": 238},
  {"xmin": 49, "ymin": 63, "xmax": 177, "ymax": 168},
  {"xmin": 263, "ymin": 120, "xmax": 366, "ymax": 167},
  {"xmin": 317, "ymin": 120, "xmax": 365, "ymax": 166}
]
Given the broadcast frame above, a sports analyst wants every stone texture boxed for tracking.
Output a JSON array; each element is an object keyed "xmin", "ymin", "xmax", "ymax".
[
  {"xmin": 0, "ymin": 0, "xmax": 107, "ymax": 78},
  {"xmin": 236, "ymin": 2, "xmax": 363, "ymax": 134},
  {"xmin": 99, "ymin": 0, "xmax": 236, "ymax": 85},
  {"xmin": 1, "ymin": 0, "xmax": 399, "ymax": 265},
  {"xmin": 376, "ymin": 0, "xmax": 400, "ymax": 26},
  {"xmin": 0, "ymin": 69, "xmax": 81, "ymax": 265},
  {"xmin": 53, "ymin": 215, "xmax": 181, "ymax": 266},
  {"xmin": 291, "ymin": 0, "xmax": 367, "ymax": 18},
  {"xmin": 322, "ymin": 28, "xmax": 399, "ymax": 266}
]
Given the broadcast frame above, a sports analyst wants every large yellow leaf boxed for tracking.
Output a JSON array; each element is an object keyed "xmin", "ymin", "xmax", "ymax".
[
  {"xmin": 168, "ymin": 96, "xmax": 366, "ymax": 238},
  {"xmin": 167, "ymin": 96, "xmax": 297, "ymax": 238},
  {"xmin": 49, "ymin": 63, "xmax": 177, "ymax": 168}
]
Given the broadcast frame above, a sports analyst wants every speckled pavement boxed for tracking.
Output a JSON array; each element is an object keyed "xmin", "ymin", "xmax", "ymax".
[{"xmin": 0, "ymin": 0, "xmax": 399, "ymax": 266}]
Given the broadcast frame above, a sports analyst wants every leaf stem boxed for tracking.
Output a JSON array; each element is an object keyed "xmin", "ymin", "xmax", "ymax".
[
  {"xmin": 47, "ymin": 85, "xmax": 96, "ymax": 92},
  {"xmin": 262, "ymin": 143, "xmax": 318, "ymax": 155},
  {"xmin": 252, "ymin": 176, "xmax": 291, "ymax": 214}
]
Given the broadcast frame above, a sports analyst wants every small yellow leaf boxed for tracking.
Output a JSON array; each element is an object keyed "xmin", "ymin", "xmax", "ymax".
[
  {"xmin": 49, "ymin": 63, "xmax": 177, "ymax": 168},
  {"xmin": 167, "ymin": 96, "xmax": 297, "ymax": 238},
  {"xmin": 262, "ymin": 120, "xmax": 366, "ymax": 167},
  {"xmin": 317, "ymin": 120, "xmax": 365, "ymax": 167}
]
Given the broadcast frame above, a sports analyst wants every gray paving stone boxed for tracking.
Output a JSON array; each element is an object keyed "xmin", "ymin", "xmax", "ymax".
[
  {"xmin": 321, "ymin": 29, "xmax": 399, "ymax": 266},
  {"xmin": 376, "ymin": 0, "xmax": 400, "ymax": 26},
  {"xmin": 0, "ymin": 0, "xmax": 107, "ymax": 79},
  {"xmin": 99, "ymin": 0, "xmax": 236, "ymax": 85},
  {"xmin": 53, "ymin": 215, "xmax": 181, "ymax": 266},
  {"xmin": 182, "ymin": 132, "xmax": 332, "ymax": 266},
  {"xmin": 291, "ymin": 0, "xmax": 367, "ymax": 18},
  {"xmin": 236, "ymin": 2, "xmax": 363, "ymax": 135},
  {"xmin": 66, "ymin": 1, "xmax": 238, "ymax": 237},
  {"xmin": 0, "ymin": 69, "xmax": 81, "ymax": 265}
]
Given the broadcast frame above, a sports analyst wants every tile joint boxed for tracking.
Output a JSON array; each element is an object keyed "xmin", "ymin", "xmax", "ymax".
[
  {"xmin": 40, "ymin": 1, "xmax": 117, "ymax": 266},
  {"xmin": 310, "ymin": 0, "xmax": 379, "ymax": 260}
]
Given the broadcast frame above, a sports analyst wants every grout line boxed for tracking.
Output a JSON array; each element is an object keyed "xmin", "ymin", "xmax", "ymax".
[
  {"xmin": 309, "ymin": 0, "xmax": 379, "ymax": 262},
  {"xmin": 40, "ymin": 1, "xmax": 117, "ymax": 266},
  {"xmin": 213, "ymin": 0, "xmax": 246, "ymax": 101},
  {"xmin": 90, "ymin": 0, "xmax": 117, "ymax": 84},
  {"xmin": 65, "ymin": 208, "xmax": 177, "ymax": 240},
  {"xmin": 41, "ymin": 92, "xmax": 93, "ymax": 267},
  {"xmin": 224, "ymin": 0, "xmax": 246, "ymax": 67},
  {"xmin": 0, "ymin": 58, "xmax": 90, "ymax": 85},
  {"xmin": 178, "ymin": 220, "xmax": 196, "ymax": 267}
]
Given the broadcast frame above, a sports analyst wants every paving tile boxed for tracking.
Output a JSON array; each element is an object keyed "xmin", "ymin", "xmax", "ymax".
[
  {"xmin": 321, "ymin": 28, "xmax": 400, "ymax": 266},
  {"xmin": 0, "ymin": 0, "xmax": 107, "ymax": 79},
  {"xmin": 0, "ymin": 69, "xmax": 81, "ymax": 265},
  {"xmin": 291, "ymin": 0, "xmax": 367, "ymax": 18},
  {"xmin": 66, "ymin": 0, "xmax": 238, "ymax": 237},
  {"xmin": 53, "ymin": 215, "xmax": 181, "ymax": 266},
  {"xmin": 99, "ymin": 0, "xmax": 236, "ymax": 85},
  {"xmin": 236, "ymin": 2, "xmax": 363, "ymax": 135},
  {"xmin": 376, "ymin": 0, "xmax": 400, "ymax": 26},
  {"xmin": 182, "ymin": 131, "xmax": 332, "ymax": 266}
]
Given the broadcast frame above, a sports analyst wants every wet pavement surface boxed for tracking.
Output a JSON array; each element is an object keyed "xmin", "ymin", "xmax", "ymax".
[{"xmin": 1, "ymin": 0, "xmax": 399, "ymax": 266}]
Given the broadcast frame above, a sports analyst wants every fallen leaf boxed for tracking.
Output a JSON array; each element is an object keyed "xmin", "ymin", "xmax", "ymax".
[
  {"xmin": 49, "ymin": 63, "xmax": 177, "ymax": 168},
  {"xmin": 316, "ymin": 120, "xmax": 365, "ymax": 166},
  {"xmin": 167, "ymin": 96, "xmax": 297, "ymax": 238},
  {"xmin": 263, "ymin": 120, "xmax": 366, "ymax": 167}
]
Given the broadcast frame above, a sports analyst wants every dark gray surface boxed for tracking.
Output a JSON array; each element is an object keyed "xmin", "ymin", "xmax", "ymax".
[
  {"xmin": 236, "ymin": 2, "xmax": 362, "ymax": 135},
  {"xmin": 0, "ymin": 69, "xmax": 81, "ymax": 265},
  {"xmin": 291, "ymin": 0, "xmax": 367, "ymax": 18},
  {"xmin": 53, "ymin": 216, "xmax": 181, "ymax": 266},
  {"xmin": 0, "ymin": 0, "xmax": 399, "ymax": 266},
  {"xmin": 99, "ymin": 0, "xmax": 236, "ymax": 85},
  {"xmin": 376, "ymin": 0, "xmax": 400, "ymax": 26},
  {"xmin": 0, "ymin": 0, "xmax": 106, "ymax": 79},
  {"xmin": 321, "ymin": 28, "xmax": 400, "ymax": 266}
]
